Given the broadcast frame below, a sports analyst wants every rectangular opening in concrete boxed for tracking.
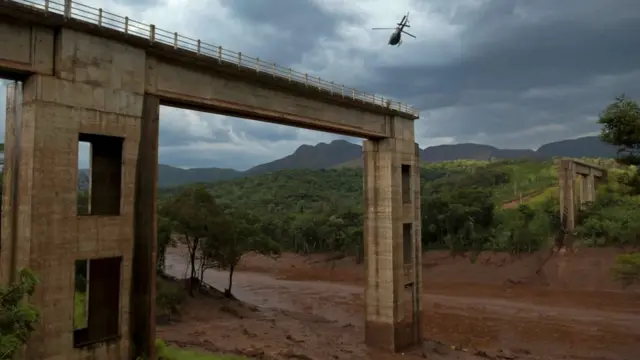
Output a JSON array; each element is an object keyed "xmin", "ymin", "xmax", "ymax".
[
  {"xmin": 73, "ymin": 256, "xmax": 122, "ymax": 348},
  {"xmin": 401, "ymin": 164, "xmax": 411, "ymax": 204},
  {"xmin": 77, "ymin": 133, "xmax": 124, "ymax": 216},
  {"xmin": 77, "ymin": 141, "xmax": 90, "ymax": 215},
  {"xmin": 403, "ymin": 223, "xmax": 413, "ymax": 265},
  {"xmin": 73, "ymin": 259, "xmax": 89, "ymax": 331}
]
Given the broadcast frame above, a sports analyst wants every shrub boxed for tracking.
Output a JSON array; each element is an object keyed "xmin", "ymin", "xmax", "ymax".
[
  {"xmin": 156, "ymin": 277, "xmax": 186, "ymax": 321},
  {"xmin": 612, "ymin": 253, "xmax": 640, "ymax": 286},
  {"xmin": 577, "ymin": 195, "xmax": 640, "ymax": 246},
  {"xmin": 0, "ymin": 269, "xmax": 40, "ymax": 360}
]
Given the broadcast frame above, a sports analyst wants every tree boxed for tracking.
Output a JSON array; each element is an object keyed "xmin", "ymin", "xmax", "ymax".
[
  {"xmin": 204, "ymin": 209, "xmax": 280, "ymax": 297},
  {"xmin": 0, "ymin": 269, "xmax": 39, "ymax": 360},
  {"xmin": 156, "ymin": 214, "xmax": 175, "ymax": 274},
  {"xmin": 599, "ymin": 94, "xmax": 640, "ymax": 166},
  {"xmin": 160, "ymin": 186, "xmax": 222, "ymax": 295}
]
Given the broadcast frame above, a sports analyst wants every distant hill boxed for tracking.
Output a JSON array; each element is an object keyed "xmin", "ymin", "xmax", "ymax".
[
  {"xmin": 334, "ymin": 136, "xmax": 614, "ymax": 168},
  {"xmin": 78, "ymin": 164, "xmax": 243, "ymax": 190},
  {"xmin": 244, "ymin": 139, "xmax": 362, "ymax": 175},
  {"xmin": 76, "ymin": 135, "xmax": 620, "ymax": 190},
  {"xmin": 157, "ymin": 164, "xmax": 242, "ymax": 188},
  {"xmin": 536, "ymin": 136, "xmax": 617, "ymax": 158}
]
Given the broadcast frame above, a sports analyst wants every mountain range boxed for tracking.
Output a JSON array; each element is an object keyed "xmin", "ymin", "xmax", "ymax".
[{"xmin": 78, "ymin": 135, "xmax": 618, "ymax": 189}]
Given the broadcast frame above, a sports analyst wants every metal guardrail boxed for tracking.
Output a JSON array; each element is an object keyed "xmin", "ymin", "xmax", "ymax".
[{"xmin": 8, "ymin": 0, "xmax": 420, "ymax": 117}]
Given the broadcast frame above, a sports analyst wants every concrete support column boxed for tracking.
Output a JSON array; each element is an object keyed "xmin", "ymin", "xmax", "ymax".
[
  {"xmin": 363, "ymin": 121, "xmax": 421, "ymax": 352},
  {"xmin": 11, "ymin": 73, "xmax": 141, "ymax": 360},
  {"xmin": 586, "ymin": 174, "xmax": 596, "ymax": 203},
  {"xmin": 578, "ymin": 175, "xmax": 587, "ymax": 209},
  {"xmin": 559, "ymin": 159, "xmax": 576, "ymax": 232},
  {"xmin": 0, "ymin": 81, "xmax": 23, "ymax": 287},
  {"xmin": 131, "ymin": 94, "xmax": 160, "ymax": 360}
]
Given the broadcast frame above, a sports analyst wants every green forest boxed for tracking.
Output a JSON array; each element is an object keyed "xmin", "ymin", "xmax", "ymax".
[{"xmin": 150, "ymin": 95, "xmax": 640, "ymax": 296}]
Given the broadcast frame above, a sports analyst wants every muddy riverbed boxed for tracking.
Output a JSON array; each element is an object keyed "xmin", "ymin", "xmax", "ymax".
[{"xmin": 158, "ymin": 246, "xmax": 640, "ymax": 360}]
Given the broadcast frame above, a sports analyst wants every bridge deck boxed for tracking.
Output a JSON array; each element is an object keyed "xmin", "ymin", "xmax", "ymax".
[{"xmin": 0, "ymin": 0, "xmax": 419, "ymax": 120}]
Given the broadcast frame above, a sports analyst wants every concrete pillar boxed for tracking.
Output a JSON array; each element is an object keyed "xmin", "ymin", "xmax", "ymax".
[
  {"xmin": 10, "ymin": 69, "xmax": 142, "ymax": 359},
  {"xmin": 0, "ymin": 81, "xmax": 22, "ymax": 286},
  {"xmin": 558, "ymin": 159, "xmax": 576, "ymax": 232},
  {"xmin": 363, "ymin": 117, "xmax": 421, "ymax": 352},
  {"xmin": 578, "ymin": 175, "xmax": 587, "ymax": 209},
  {"xmin": 131, "ymin": 94, "xmax": 160, "ymax": 360},
  {"xmin": 586, "ymin": 173, "xmax": 596, "ymax": 203}
]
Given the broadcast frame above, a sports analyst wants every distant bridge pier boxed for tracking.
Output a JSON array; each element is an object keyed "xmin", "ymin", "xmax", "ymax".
[{"xmin": 558, "ymin": 159, "xmax": 606, "ymax": 234}]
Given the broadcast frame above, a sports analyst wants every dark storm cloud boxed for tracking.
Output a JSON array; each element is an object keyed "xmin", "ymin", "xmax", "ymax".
[
  {"xmin": 216, "ymin": 0, "xmax": 355, "ymax": 66},
  {"xmin": 364, "ymin": 0, "xmax": 640, "ymax": 148},
  {"xmin": 229, "ymin": 119, "xmax": 301, "ymax": 142}
]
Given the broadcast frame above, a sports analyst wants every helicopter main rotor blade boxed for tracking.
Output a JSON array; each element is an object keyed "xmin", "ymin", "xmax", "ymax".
[
  {"xmin": 401, "ymin": 30, "xmax": 416, "ymax": 38},
  {"xmin": 372, "ymin": 27, "xmax": 396, "ymax": 30}
]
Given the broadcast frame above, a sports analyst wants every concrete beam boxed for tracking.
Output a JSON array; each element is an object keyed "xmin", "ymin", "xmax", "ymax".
[
  {"xmin": 0, "ymin": 18, "xmax": 54, "ymax": 78},
  {"xmin": 0, "ymin": 1, "xmax": 419, "ymax": 124},
  {"xmin": 146, "ymin": 56, "xmax": 392, "ymax": 138}
]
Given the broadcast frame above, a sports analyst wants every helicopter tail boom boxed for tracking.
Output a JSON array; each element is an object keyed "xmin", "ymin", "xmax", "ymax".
[{"xmin": 401, "ymin": 30, "xmax": 416, "ymax": 38}]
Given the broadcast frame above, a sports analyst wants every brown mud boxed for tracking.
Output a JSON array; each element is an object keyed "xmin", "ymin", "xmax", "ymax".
[{"xmin": 158, "ymin": 246, "xmax": 640, "ymax": 360}]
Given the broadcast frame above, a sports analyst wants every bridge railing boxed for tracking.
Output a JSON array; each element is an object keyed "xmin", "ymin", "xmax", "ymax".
[{"xmin": 9, "ymin": 0, "xmax": 420, "ymax": 117}]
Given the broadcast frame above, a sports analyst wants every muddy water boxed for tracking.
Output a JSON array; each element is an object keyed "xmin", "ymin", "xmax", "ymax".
[
  {"xmin": 165, "ymin": 253, "xmax": 362, "ymax": 324},
  {"xmin": 164, "ymin": 251, "xmax": 640, "ymax": 359}
]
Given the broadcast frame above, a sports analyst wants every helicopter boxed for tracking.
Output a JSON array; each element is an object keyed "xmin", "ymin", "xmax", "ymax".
[{"xmin": 372, "ymin": 12, "xmax": 416, "ymax": 47}]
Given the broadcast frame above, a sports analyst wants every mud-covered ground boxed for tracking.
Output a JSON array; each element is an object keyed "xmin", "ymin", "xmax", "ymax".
[{"xmin": 158, "ymin": 246, "xmax": 640, "ymax": 360}]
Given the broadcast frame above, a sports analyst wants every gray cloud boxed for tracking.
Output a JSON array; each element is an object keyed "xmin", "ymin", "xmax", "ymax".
[
  {"xmin": 216, "ymin": 0, "xmax": 354, "ymax": 66},
  {"xmin": 1, "ymin": 0, "xmax": 640, "ymax": 168},
  {"xmin": 364, "ymin": 0, "xmax": 640, "ymax": 148}
]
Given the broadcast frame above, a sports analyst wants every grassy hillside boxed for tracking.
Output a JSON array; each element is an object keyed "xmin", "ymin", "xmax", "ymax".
[
  {"xmin": 116, "ymin": 135, "xmax": 618, "ymax": 190},
  {"xmin": 159, "ymin": 157, "xmax": 639, "ymax": 256}
]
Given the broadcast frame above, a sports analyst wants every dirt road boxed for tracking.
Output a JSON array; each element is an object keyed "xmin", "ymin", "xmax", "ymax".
[{"xmin": 159, "ymin": 247, "xmax": 640, "ymax": 360}]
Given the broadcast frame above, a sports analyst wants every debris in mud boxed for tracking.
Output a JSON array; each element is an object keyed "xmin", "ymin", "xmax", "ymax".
[
  {"xmin": 285, "ymin": 334, "xmax": 304, "ymax": 343},
  {"xmin": 421, "ymin": 339, "xmax": 456, "ymax": 357},
  {"xmin": 242, "ymin": 327, "xmax": 257, "ymax": 338},
  {"xmin": 277, "ymin": 349, "xmax": 315, "ymax": 360},
  {"xmin": 221, "ymin": 304, "xmax": 245, "ymax": 318}
]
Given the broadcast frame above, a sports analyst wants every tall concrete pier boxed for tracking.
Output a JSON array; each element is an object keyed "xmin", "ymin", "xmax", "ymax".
[{"xmin": 0, "ymin": 0, "xmax": 422, "ymax": 358}]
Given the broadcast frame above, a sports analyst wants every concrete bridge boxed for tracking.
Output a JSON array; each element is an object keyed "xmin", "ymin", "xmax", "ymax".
[{"xmin": 0, "ymin": 0, "xmax": 422, "ymax": 359}]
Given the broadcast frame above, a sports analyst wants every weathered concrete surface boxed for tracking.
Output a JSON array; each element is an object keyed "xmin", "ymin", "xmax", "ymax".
[
  {"xmin": 0, "ymin": 19, "xmax": 54, "ymax": 77},
  {"xmin": 363, "ymin": 119, "xmax": 422, "ymax": 352},
  {"xmin": 0, "ymin": 5, "xmax": 423, "ymax": 358},
  {"xmin": 147, "ymin": 56, "xmax": 390, "ymax": 137},
  {"xmin": 2, "ymin": 73, "xmax": 139, "ymax": 360},
  {"xmin": 131, "ymin": 94, "xmax": 160, "ymax": 360},
  {"xmin": 558, "ymin": 159, "xmax": 606, "ymax": 234},
  {"xmin": 0, "ymin": 1, "xmax": 418, "ymax": 137}
]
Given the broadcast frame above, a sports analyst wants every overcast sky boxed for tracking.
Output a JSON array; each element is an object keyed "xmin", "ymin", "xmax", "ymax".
[{"xmin": 1, "ymin": 0, "xmax": 639, "ymax": 170}]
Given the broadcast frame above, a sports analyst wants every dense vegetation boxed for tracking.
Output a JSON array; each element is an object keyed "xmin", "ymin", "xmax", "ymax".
[
  {"xmin": 158, "ymin": 157, "xmax": 635, "ymax": 262},
  {"xmin": 154, "ymin": 96, "xmax": 640, "ymax": 296},
  {"xmin": 0, "ymin": 269, "xmax": 39, "ymax": 360}
]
